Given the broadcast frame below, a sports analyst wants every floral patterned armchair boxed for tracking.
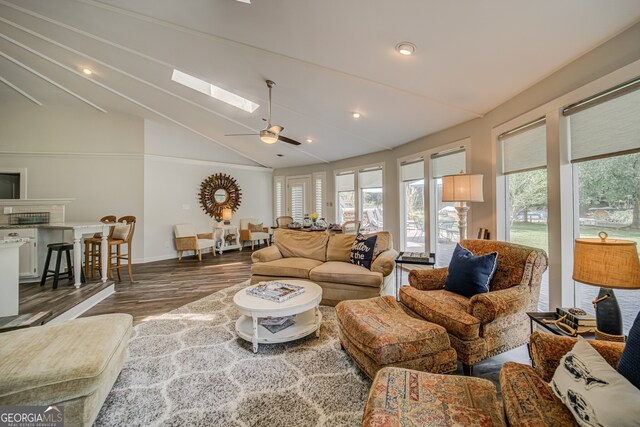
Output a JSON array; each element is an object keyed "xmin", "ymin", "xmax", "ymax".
[{"xmin": 402, "ymin": 239, "xmax": 548, "ymax": 375}]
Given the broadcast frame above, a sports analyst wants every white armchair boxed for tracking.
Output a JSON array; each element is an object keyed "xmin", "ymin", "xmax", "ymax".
[
  {"xmin": 174, "ymin": 224, "xmax": 216, "ymax": 261},
  {"xmin": 239, "ymin": 218, "xmax": 271, "ymax": 251}
]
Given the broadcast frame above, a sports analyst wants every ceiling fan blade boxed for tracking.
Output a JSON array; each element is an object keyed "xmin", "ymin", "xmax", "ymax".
[
  {"xmin": 225, "ymin": 133, "xmax": 259, "ymax": 136},
  {"xmin": 268, "ymin": 125, "xmax": 284, "ymax": 134},
  {"xmin": 278, "ymin": 135, "xmax": 302, "ymax": 146}
]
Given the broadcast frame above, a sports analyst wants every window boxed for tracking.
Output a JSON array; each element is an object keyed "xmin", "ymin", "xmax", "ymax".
[
  {"xmin": 430, "ymin": 148, "xmax": 465, "ymax": 266},
  {"xmin": 359, "ymin": 167, "xmax": 383, "ymax": 232},
  {"xmin": 286, "ymin": 176, "xmax": 311, "ymax": 222},
  {"xmin": 565, "ymin": 79, "xmax": 640, "ymax": 334},
  {"xmin": 273, "ymin": 176, "xmax": 285, "ymax": 219},
  {"xmin": 499, "ymin": 118, "xmax": 549, "ymax": 310},
  {"xmin": 313, "ymin": 172, "xmax": 325, "ymax": 218},
  {"xmin": 336, "ymin": 172, "xmax": 355, "ymax": 224},
  {"xmin": 400, "ymin": 159, "xmax": 425, "ymax": 252}
]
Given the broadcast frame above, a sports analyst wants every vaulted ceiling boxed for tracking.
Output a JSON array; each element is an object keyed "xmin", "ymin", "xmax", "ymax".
[{"xmin": 1, "ymin": 0, "xmax": 639, "ymax": 168}]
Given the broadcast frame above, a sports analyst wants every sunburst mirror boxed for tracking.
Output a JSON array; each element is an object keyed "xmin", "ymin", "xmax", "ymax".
[{"xmin": 198, "ymin": 173, "xmax": 242, "ymax": 218}]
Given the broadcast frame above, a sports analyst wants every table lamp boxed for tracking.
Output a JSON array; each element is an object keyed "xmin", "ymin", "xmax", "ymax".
[
  {"xmin": 573, "ymin": 231, "xmax": 640, "ymax": 341},
  {"xmin": 441, "ymin": 172, "xmax": 484, "ymax": 240},
  {"xmin": 222, "ymin": 208, "xmax": 233, "ymax": 225}
]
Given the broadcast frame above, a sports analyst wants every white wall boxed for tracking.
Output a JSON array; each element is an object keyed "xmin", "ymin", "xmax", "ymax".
[
  {"xmin": 0, "ymin": 104, "xmax": 146, "ymax": 260},
  {"xmin": 143, "ymin": 120, "xmax": 272, "ymax": 262}
]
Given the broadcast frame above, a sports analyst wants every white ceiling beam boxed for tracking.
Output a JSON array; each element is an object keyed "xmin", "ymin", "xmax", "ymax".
[
  {"xmin": 0, "ymin": 74, "xmax": 42, "ymax": 105},
  {"xmin": 0, "ymin": 50, "xmax": 107, "ymax": 112}
]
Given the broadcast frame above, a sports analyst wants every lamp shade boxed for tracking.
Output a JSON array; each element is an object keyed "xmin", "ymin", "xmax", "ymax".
[
  {"xmin": 441, "ymin": 173, "xmax": 484, "ymax": 202},
  {"xmin": 222, "ymin": 208, "xmax": 233, "ymax": 221},
  {"xmin": 573, "ymin": 232, "xmax": 640, "ymax": 289}
]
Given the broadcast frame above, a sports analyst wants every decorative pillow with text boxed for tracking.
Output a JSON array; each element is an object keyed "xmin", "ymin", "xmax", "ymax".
[{"xmin": 350, "ymin": 233, "xmax": 378, "ymax": 270}]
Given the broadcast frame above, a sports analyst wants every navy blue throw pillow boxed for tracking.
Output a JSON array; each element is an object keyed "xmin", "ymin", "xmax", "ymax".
[
  {"xmin": 444, "ymin": 244, "xmax": 498, "ymax": 298},
  {"xmin": 618, "ymin": 310, "xmax": 640, "ymax": 390},
  {"xmin": 350, "ymin": 233, "xmax": 378, "ymax": 270}
]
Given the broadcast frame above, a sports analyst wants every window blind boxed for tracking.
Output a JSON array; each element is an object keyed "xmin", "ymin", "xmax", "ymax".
[
  {"xmin": 274, "ymin": 180, "xmax": 283, "ymax": 217},
  {"xmin": 336, "ymin": 172, "xmax": 355, "ymax": 192},
  {"xmin": 314, "ymin": 176, "xmax": 323, "ymax": 216},
  {"xmin": 431, "ymin": 148, "xmax": 465, "ymax": 178},
  {"xmin": 359, "ymin": 168, "xmax": 382, "ymax": 189},
  {"xmin": 566, "ymin": 85, "xmax": 640, "ymax": 162},
  {"xmin": 401, "ymin": 159, "xmax": 424, "ymax": 182},
  {"xmin": 290, "ymin": 184, "xmax": 304, "ymax": 221},
  {"xmin": 500, "ymin": 118, "xmax": 547, "ymax": 174}
]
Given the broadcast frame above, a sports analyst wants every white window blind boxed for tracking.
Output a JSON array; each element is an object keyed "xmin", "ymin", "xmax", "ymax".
[
  {"xmin": 358, "ymin": 168, "xmax": 382, "ymax": 189},
  {"xmin": 313, "ymin": 173, "xmax": 324, "ymax": 217},
  {"xmin": 401, "ymin": 159, "xmax": 424, "ymax": 182},
  {"xmin": 500, "ymin": 118, "xmax": 547, "ymax": 174},
  {"xmin": 431, "ymin": 148, "xmax": 466, "ymax": 178},
  {"xmin": 274, "ymin": 176, "xmax": 285, "ymax": 218},
  {"xmin": 567, "ymin": 85, "xmax": 640, "ymax": 162},
  {"xmin": 336, "ymin": 172, "xmax": 355, "ymax": 192},
  {"xmin": 290, "ymin": 184, "xmax": 304, "ymax": 222}
]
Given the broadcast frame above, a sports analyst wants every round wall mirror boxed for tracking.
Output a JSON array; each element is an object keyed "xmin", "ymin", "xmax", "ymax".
[
  {"xmin": 213, "ymin": 189, "xmax": 229, "ymax": 204},
  {"xmin": 198, "ymin": 173, "xmax": 242, "ymax": 218}
]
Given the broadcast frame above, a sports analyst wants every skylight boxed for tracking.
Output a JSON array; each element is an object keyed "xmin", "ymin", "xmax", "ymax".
[{"xmin": 171, "ymin": 69, "xmax": 259, "ymax": 113}]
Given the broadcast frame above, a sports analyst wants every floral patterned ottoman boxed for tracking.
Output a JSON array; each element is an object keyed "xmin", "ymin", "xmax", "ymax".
[
  {"xmin": 362, "ymin": 367, "xmax": 506, "ymax": 427},
  {"xmin": 336, "ymin": 296, "xmax": 457, "ymax": 379}
]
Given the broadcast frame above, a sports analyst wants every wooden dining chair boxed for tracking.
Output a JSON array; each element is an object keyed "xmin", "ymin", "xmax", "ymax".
[
  {"xmin": 108, "ymin": 216, "xmax": 136, "ymax": 283},
  {"xmin": 84, "ymin": 215, "xmax": 117, "ymax": 279}
]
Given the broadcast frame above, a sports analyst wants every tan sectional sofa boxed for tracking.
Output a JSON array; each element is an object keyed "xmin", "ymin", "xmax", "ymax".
[{"xmin": 251, "ymin": 228, "xmax": 397, "ymax": 305}]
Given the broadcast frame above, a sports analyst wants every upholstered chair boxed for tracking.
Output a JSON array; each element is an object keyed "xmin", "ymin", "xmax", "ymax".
[
  {"xmin": 239, "ymin": 218, "xmax": 271, "ymax": 250},
  {"xmin": 402, "ymin": 239, "xmax": 548, "ymax": 375},
  {"xmin": 341, "ymin": 220, "xmax": 361, "ymax": 235},
  {"xmin": 173, "ymin": 224, "xmax": 216, "ymax": 261},
  {"xmin": 275, "ymin": 216, "xmax": 294, "ymax": 228}
]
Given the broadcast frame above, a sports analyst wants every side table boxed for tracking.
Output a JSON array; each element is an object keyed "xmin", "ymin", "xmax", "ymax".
[
  {"xmin": 527, "ymin": 311, "xmax": 596, "ymax": 339},
  {"xmin": 214, "ymin": 224, "xmax": 242, "ymax": 254},
  {"xmin": 394, "ymin": 252, "xmax": 435, "ymax": 301}
]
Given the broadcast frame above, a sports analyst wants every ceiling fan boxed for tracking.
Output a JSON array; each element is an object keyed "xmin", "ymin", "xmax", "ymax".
[{"xmin": 225, "ymin": 80, "xmax": 302, "ymax": 146}]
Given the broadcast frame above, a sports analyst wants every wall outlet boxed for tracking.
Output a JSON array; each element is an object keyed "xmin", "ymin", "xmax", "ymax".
[{"xmin": 4, "ymin": 207, "xmax": 13, "ymax": 214}]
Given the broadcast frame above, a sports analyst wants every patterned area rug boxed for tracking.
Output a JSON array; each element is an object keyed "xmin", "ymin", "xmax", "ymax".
[{"xmin": 95, "ymin": 281, "xmax": 372, "ymax": 427}]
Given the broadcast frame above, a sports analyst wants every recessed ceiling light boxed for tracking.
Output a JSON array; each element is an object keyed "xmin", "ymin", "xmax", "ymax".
[
  {"xmin": 352, "ymin": 112, "xmax": 361, "ymax": 119},
  {"xmin": 82, "ymin": 68, "xmax": 93, "ymax": 75},
  {"xmin": 395, "ymin": 42, "xmax": 416, "ymax": 56},
  {"xmin": 171, "ymin": 69, "xmax": 259, "ymax": 113},
  {"xmin": 306, "ymin": 138, "xmax": 313, "ymax": 143}
]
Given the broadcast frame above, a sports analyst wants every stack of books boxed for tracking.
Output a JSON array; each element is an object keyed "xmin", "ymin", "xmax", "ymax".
[
  {"xmin": 246, "ymin": 281, "xmax": 305, "ymax": 303},
  {"xmin": 556, "ymin": 307, "xmax": 596, "ymax": 333}
]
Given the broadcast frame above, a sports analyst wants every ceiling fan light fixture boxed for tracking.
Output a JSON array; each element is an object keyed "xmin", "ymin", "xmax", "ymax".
[
  {"xmin": 260, "ymin": 130, "xmax": 278, "ymax": 144},
  {"xmin": 395, "ymin": 42, "xmax": 416, "ymax": 56}
]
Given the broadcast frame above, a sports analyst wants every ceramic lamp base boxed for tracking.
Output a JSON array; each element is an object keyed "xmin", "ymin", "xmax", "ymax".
[{"xmin": 594, "ymin": 287, "xmax": 624, "ymax": 337}]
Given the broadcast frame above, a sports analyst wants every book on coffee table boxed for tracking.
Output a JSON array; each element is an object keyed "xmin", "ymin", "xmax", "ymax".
[
  {"xmin": 246, "ymin": 281, "xmax": 305, "ymax": 303},
  {"xmin": 259, "ymin": 316, "xmax": 296, "ymax": 333}
]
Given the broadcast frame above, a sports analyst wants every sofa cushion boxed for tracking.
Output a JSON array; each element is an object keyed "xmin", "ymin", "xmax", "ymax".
[
  {"xmin": 350, "ymin": 233, "xmax": 378, "ymax": 269},
  {"xmin": 336, "ymin": 296, "xmax": 452, "ymax": 365},
  {"xmin": 551, "ymin": 336, "xmax": 640, "ymax": 427},
  {"xmin": 248, "ymin": 222, "xmax": 263, "ymax": 232},
  {"xmin": 363, "ymin": 367, "xmax": 505, "ymax": 427},
  {"xmin": 310, "ymin": 261, "xmax": 382, "ymax": 288},
  {"xmin": 0, "ymin": 314, "xmax": 133, "ymax": 404},
  {"xmin": 366, "ymin": 231, "xmax": 392, "ymax": 258},
  {"xmin": 500, "ymin": 362, "xmax": 578, "ymax": 426},
  {"xmin": 618, "ymin": 310, "xmax": 640, "ymax": 390},
  {"xmin": 400, "ymin": 286, "xmax": 480, "ymax": 341},
  {"xmin": 251, "ymin": 257, "xmax": 323, "ymax": 279},
  {"xmin": 445, "ymin": 244, "xmax": 498, "ymax": 298},
  {"xmin": 274, "ymin": 228, "xmax": 328, "ymax": 261},
  {"xmin": 327, "ymin": 234, "xmax": 356, "ymax": 262}
]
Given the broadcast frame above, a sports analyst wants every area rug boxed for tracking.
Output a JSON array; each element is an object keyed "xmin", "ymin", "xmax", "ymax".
[{"xmin": 94, "ymin": 281, "xmax": 372, "ymax": 427}]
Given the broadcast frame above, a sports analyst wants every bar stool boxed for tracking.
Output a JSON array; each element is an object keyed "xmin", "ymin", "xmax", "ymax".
[
  {"xmin": 108, "ymin": 216, "xmax": 136, "ymax": 283},
  {"xmin": 84, "ymin": 215, "xmax": 117, "ymax": 279},
  {"xmin": 40, "ymin": 243, "xmax": 85, "ymax": 289}
]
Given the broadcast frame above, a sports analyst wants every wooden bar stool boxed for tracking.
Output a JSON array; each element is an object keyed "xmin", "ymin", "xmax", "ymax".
[
  {"xmin": 40, "ymin": 243, "xmax": 85, "ymax": 289},
  {"xmin": 108, "ymin": 216, "xmax": 136, "ymax": 283},
  {"xmin": 84, "ymin": 215, "xmax": 116, "ymax": 279}
]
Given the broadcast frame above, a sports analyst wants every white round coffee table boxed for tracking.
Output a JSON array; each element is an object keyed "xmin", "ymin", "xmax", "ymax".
[{"xmin": 233, "ymin": 280, "xmax": 322, "ymax": 353}]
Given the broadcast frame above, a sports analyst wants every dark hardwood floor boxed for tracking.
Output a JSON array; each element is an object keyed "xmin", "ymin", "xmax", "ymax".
[{"xmin": 81, "ymin": 248, "xmax": 253, "ymax": 324}]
